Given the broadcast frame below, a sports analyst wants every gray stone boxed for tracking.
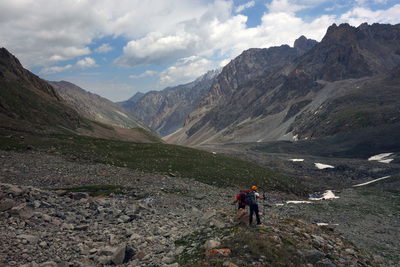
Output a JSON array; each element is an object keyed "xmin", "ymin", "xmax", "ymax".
[
  {"xmin": 10, "ymin": 203, "xmax": 34, "ymax": 219},
  {"xmin": 0, "ymin": 199, "xmax": 16, "ymax": 211},
  {"xmin": 7, "ymin": 185, "xmax": 23, "ymax": 196},
  {"xmin": 17, "ymin": 234, "xmax": 39, "ymax": 244},
  {"xmin": 315, "ymin": 258, "xmax": 336, "ymax": 267},
  {"xmin": 38, "ymin": 261, "xmax": 57, "ymax": 267},
  {"xmin": 303, "ymin": 249, "xmax": 325, "ymax": 263},
  {"xmin": 71, "ymin": 192, "xmax": 89, "ymax": 200},
  {"xmin": 112, "ymin": 243, "xmax": 127, "ymax": 265},
  {"xmin": 204, "ymin": 239, "xmax": 221, "ymax": 250},
  {"xmin": 198, "ymin": 210, "xmax": 216, "ymax": 225}
]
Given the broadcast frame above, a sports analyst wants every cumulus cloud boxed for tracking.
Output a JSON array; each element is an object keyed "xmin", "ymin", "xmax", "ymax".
[
  {"xmin": 267, "ymin": 0, "xmax": 307, "ymax": 13},
  {"xmin": 235, "ymin": 1, "xmax": 255, "ymax": 13},
  {"xmin": 157, "ymin": 56, "xmax": 219, "ymax": 88},
  {"xmin": 114, "ymin": 1, "xmax": 252, "ymax": 68},
  {"xmin": 40, "ymin": 65, "xmax": 73, "ymax": 75},
  {"xmin": 76, "ymin": 57, "xmax": 98, "ymax": 69},
  {"xmin": 129, "ymin": 70, "xmax": 158, "ymax": 79},
  {"xmin": 1, "ymin": 0, "xmax": 400, "ymax": 99},
  {"xmin": 339, "ymin": 4, "xmax": 400, "ymax": 25},
  {"xmin": 40, "ymin": 57, "xmax": 98, "ymax": 75},
  {"xmin": 95, "ymin": 43, "xmax": 113, "ymax": 54}
]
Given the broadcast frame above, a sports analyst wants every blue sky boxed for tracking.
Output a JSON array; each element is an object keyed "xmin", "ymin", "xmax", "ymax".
[{"xmin": 1, "ymin": 0, "xmax": 400, "ymax": 102}]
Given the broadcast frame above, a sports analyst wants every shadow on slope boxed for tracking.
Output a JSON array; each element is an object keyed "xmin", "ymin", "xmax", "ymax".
[{"xmin": 253, "ymin": 122, "xmax": 400, "ymax": 163}]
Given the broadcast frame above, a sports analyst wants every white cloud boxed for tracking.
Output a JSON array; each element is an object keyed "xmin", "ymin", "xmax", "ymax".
[
  {"xmin": 267, "ymin": 0, "xmax": 307, "ymax": 13},
  {"xmin": 76, "ymin": 57, "xmax": 98, "ymax": 69},
  {"xmin": 40, "ymin": 64, "xmax": 73, "ymax": 75},
  {"xmin": 254, "ymin": 11, "xmax": 335, "ymax": 48},
  {"xmin": 114, "ymin": 1, "xmax": 252, "ymax": 68},
  {"xmin": 157, "ymin": 56, "xmax": 219, "ymax": 88},
  {"xmin": 339, "ymin": 4, "xmax": 400, "ymax": 25},
  {"xmin": 235, "ymin": 1, "xmax": 255, "ymax": 13},
  {"xmin": 40, "ymin": 57, "xmax": 98, "ymax": 75},
  {"xmin": 129, "ymin": 70, "xmax": 158, "ymax": 79},
  {"xmin": 95, "ymin": 43, "xmax": 113, "ymax": 53},
  {"xmin": 1, "ymin": 0, "xmax": 400, "ymax": 97}
]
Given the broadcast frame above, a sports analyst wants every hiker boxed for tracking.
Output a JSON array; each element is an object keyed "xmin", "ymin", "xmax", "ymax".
[
  {"xmin": 247, "ymin": 186, "xmax": 264, "ymax": 225},
  {"xmin": 232, "ymin": 189, "xmax": 246, "ymax": 210}
]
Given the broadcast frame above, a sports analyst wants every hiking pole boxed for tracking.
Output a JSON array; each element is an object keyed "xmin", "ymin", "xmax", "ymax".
[{"xmin": 262, "ymin": 193, "xmax": 267, "ymax": 222}]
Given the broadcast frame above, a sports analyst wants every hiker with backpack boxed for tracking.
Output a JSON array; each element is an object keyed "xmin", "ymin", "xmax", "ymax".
[
  {"xmin": 246, "ymin": 186, "xmax": 264, "ymax": 225},
  {"xmin": 232, "ymin": 189, "xmax": 246, "ymax": 210}
]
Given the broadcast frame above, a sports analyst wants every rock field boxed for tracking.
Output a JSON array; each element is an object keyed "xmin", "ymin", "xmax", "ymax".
[{"xmin": 0, "ymin": 150, "xmax": 399, "ymax": 266}]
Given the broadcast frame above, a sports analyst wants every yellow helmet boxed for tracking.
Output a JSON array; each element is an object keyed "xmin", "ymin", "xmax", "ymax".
[{"xmin": 252, "ymin": 186, "xmax": 257, "ymax": 191}]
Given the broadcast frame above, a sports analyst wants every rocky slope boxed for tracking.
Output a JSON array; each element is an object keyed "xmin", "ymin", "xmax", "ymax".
[
  {"xmin": 2, "ymin": 150, "xmax": 397, "ymax": 266},
  {"xmin": 119, "ymin": 70, "xmax": 220, "ymax": 137},
  {"xmin": 49, "ymin": 81, "xmax": 147, "ymax": 130},
  {"xmin": 164, "ymin": 23, "xmax": 400, "ymax": 147},
  {"xmin": 0, "ymin": 48, "xmax": 80, "ymax": 134},
  {"xmin": 165, "ymin": 38, "xmax": 316, "ymax": 145}
]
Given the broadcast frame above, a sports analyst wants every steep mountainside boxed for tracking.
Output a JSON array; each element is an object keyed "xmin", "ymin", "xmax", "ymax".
[
  {"xmin": 181, "ymin": 39, "xmax": 317, "ymax": 135},
  {"xmin": 165, "ymin": 23, "xmax": 400, "ymax": 147},
  {"xmin": 120, "ymin": 70, "xmax": 220, "ymax": 136},
  {"xmin": 0, "ymin": 47, "xmax": 80, "ymax": 134},
  {"xmin": 49, "ymin": 81, "xmax": 147, "ymax": 130},
  {"xmin": 0, "ymin": 47, "xmax": 160, "ymax": 143},
  {"xmin": 289, "ymin": 63, "xmax": 400, "ymax": 140}
]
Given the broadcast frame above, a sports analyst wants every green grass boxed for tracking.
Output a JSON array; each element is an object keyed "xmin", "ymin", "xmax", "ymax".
[
  {"xmin": 131, "ymin": 126, "xmax": 162, "ymax": 143},
  {"xmin": 0, "ymin": 130, "xmax": 306, "ymax": 195},
  {"xmin": 53, "ymin": 185, "xmax": 124, "ymax": 197},
  {"xmin": 175, "ymin": 226, "xmax": 306, "ymax": 266}
]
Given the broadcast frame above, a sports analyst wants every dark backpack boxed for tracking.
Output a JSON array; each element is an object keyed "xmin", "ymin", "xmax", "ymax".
[
  {"xmin": 246, "ymin": 190, "xmax": 256, "ymax": 206},
  {"xmin": 239, "ymin": 193, "xmax": 246, "ymax": 205}
]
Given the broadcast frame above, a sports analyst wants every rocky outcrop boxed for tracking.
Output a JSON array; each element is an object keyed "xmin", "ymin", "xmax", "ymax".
[{"xmin": 296, "ymin": 23, "xmax": 400, "ymax": 82}]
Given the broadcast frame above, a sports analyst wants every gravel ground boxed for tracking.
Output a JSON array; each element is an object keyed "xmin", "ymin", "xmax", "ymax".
[{"xmin": 1, "ymin": 149, "xmax": 399, "ymax": 266}]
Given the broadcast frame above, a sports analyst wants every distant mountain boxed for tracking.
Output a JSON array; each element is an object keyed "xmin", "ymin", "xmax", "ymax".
[
  {"xmin": 164, "ymin": 23, "xmax": 400, "ymax": 147},
  {"xmin": 117, "ymin": 92, "xmax": 145, "ymax": 110},
  {"xmin": 49, "ymin": 81, "xmax": 147, "ymax": 130},
  {"xmin": 120, "ymin": 69, "xmax": 221, "ymax": 136},
  {"xmin": 0, "ymin": 47, "xmax": 160, "ymax": 143}
]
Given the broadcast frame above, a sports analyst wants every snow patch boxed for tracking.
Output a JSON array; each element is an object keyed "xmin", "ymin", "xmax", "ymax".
[
  {"xmin": 368, "ymin": 153, "xmax": 394, "ymax": 163},
  {"xmin": 115, "ymin": 110, "xmax": 129, "ymax": 119},
  {"xmin": 286, "ymin": 200, "xmax": 312, "ymax": 204},
  {"xmin": 310, "ymin": 190, "xmax": 339, "ymax": 200},
  {"xmin": 353, "ymin": 176, "xmax": 391, "ymax": 187},
  {"xmin": 290, "ymin": 159, "xmax": 304, "ymax": 162},
  {"xmin": 315, "ymin": 163, "xmax": 334, "ymax": 169},
  {"xmin": 316, "ymin": 223, "xmax": 339, "ymax": 226}
]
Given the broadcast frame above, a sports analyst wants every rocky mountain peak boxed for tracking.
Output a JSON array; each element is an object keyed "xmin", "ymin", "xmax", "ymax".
[
  {"xmin": 0, "ymin": 47, "xmax": 62, "ymax": 101},
  {"xmin": 322, "ymin": 23, "xmax": 361, "ymax": 49},
  {"xmin": 0, "ymin": 47, "xmax": 23, "ymax": 73},
  {"xmin": 294, "ymin": 35, "xmax": 318, "ymax": 53}
]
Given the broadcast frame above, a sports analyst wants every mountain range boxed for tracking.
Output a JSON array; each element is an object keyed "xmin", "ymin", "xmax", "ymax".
[
  {"xmin": 1, "ymin": 22, "xmax": 400, "ymax": 157},
  {"xmin": 117, "ymin": 69, "xmax": 221, "ymax": 137},
  {"xmin": 160, "ymin": 23, "xmax": 400, "ymax": 149}
]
